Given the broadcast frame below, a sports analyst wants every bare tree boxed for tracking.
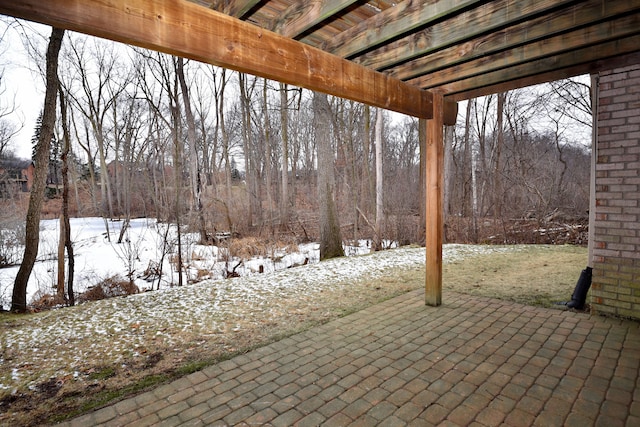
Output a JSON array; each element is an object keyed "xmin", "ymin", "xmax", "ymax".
[
  {"xmin": 279, "ymin": 82, "xmax": 290, "ymax": 229},
  {"xmin": 239, "ymin": 72, "xmax": 256, "ymax": 229},
  {"xmin": 314, "ymin": 91, "xmax": 344, "ymax": 260},
  {"xmin": 262, "ymin": 79, "xmax": 275, "ymax": 232},
  {"xmin": 494, "ymin": 92, "xmax": 505, "ymax": 219},
  {"xmin": 62, "ymin": 35, "xmax": 131, "ymax": 237},
  {"xmin": 372, "ymin": 107, "xmax": 383, "ymax": 251},
  {"xmin": 177, "ymin": 57, "xmax": 208, "ymax": 243},
  {"xmin": 0, "ymin": 80, "xmax": 21, "ymax": 159},
  {"xmin": 57, "ymin": 84, "xmax": 74, "ymax": 305},
  {"xmin": 12, "ymin": 27, "xmax": 64, "ymax": 313},
  {"xmin": 0, "ymin": 20, "xmax": 24, "ymax": 159}
]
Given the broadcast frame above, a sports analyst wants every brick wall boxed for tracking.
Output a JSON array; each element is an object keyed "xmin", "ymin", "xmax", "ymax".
[{"xmin": 592, "ymin": 64, "xmax": 640, "ymax": 319}]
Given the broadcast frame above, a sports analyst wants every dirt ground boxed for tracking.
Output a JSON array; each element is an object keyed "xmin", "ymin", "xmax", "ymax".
[{"xmin": 0, "ymin": 244, "xmax": 588, "ymax": 426}]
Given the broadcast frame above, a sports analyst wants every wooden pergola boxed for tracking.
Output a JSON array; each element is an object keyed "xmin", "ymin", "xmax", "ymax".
[{"xmin": 1, "ymin": 0, "xmax": 639, "ymax": 306}]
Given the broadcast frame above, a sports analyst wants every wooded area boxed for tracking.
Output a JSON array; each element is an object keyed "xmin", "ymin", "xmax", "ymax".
[
  {"xmin": 0, "ymin": 25, "xmax": 591, "ymax": 310},
  {"xmin": 0, "ymin": 26, "xmax": 592, "ymax": 235}
]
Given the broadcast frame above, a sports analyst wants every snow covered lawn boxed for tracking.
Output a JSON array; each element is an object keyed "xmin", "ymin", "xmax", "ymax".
[{"xmin": 0, "ymin": 226, "xmax": 519, "ymax": 399}]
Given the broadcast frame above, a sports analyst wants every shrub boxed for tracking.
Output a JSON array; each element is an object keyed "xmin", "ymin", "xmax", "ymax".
[
  {"xmin": 77, "ymin": 276, "xmax": 139, "ymax": 303},
  {"xmin": 0, "ymin": 221, "xmax": 24, "ymax": 268}
]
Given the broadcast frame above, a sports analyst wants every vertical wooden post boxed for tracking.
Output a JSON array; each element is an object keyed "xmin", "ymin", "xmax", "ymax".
[{"xmin": 425, "ymin": 93, "xmax": 444, "ymax": 306}]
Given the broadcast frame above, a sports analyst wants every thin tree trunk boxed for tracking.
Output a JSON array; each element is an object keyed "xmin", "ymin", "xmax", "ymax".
[
  {"xmin": 12, "ymin": 27, "xmax": 64, "ymax": 313},
  {"xmin": 362, "ymin": 105, "xmax": 373, "ymax": 215},
  {"xmin": 419, "ymin": 118, "xmax": 426, "ymax": 237},
  {"xmin": 263, "ymin": 79, "xmax": 274, "ymax": 232},
  {"xmin": 443, "ymin": 126, "xmax": 454, "ymax": 217},
  {"xmin": 173, "ymin": 121, "xmax": 183, "ymax": 287},
  {"xmin": 219, "ymin": 69, "xmax": 232, "ymax": 202},
  {"xmin": 469, "ymin": 100, "xmax": 479, "ymax": 242},
  {"xmin": 59, "ymin": 85, "xmax": 75, "ymax": 305},
  {"xmin": 373, "ymin": 108, "xmax": 383, "ymax": 252},
  {"xmin": 56, "ymin": 213, "xmax": 65, "ymax": 299},
  {"xmin": 494, "ymin": 92, "xmax": 505, "ymax": 219},
  {"xmin": 239, "ymin": 73, "xmax": 254, "ymax": 229},
  {"xmin": 170, "ymin": 64, "xmax": 183, "ymax": 287},
  {"xmin": 112, "ymin": 102, "xmax": 122, "ymax": 215},
  {"xmin": 280, "ymin": 82, "xmax": 290, "ymax": 230},
  {"xmin": 443, "ymin": 124, "xmax": 454, "ymax": 242}
]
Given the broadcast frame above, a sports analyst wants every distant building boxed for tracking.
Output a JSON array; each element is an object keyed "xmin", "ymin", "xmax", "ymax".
[{"xmin": 0, "ymin": 159, "xmax": 34, "ymax": 198}]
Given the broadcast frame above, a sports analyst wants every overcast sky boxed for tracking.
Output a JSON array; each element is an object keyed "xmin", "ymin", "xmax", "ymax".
[{"xmin": 1, "ymin": 18, "xmax": 49, "ymax": 159}]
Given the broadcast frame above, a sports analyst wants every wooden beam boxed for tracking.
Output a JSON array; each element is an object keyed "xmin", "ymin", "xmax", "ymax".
[
  {"xmin": 353, "ymin": 0, "xmax": 578, "ymax": 70},
  {"xmin": 390, "ymin": 0, "xmax": 640, "ymax": 81},
  {"xmin": 0, "ymin": 0, "xmax": 433, "ymax": 119},
  {"xmin": 425, "ymin": 93, "xmax": 444, "ymax": 307},
  {"xmin": 324, "ymin": 0, "xmax": 485, "ymax": 58},
  {"xmin": 444, "ymin": 100, "xmax": 458, "ymax": 126},
  {"xmin": 437, "ymin": 34, "xmax": 640, "ymax": 100},
  {"xmin": 270, "ymin": 0, "xmax": 360, "ymax": 39},
  {"xmin": 409, "ymin": 14, "xmax": 640, "ymax": 89},
  {"xmin": 445, "ymin": 51, "xmax": 640, "ymax": 102}
]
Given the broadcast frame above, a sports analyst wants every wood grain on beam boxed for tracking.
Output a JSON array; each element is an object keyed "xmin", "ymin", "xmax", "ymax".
[
  {"xmin": 411, "ymin": 14, "xmax": 640, "ymax": 90},
  {"xmin": 439, "ymin": 35, "xmax": 640, "ymax": 100},
  {"xmin": 0, "ymin": 0, "xmax": 433, "ymax": 119},
  {"xmin": 354, "ymin": 0, "xmax": 577, "ymax": 70},
  {"xmin": 271, "ymin": 0, "xmax": 360, "ymax": 38},
  {"xmin": 390, "ymin": 0, "xmax": 640, "ymax": 81},
  {"xmin": 325, "ymin": 0, "xmax": 485, "ymax": 58}
]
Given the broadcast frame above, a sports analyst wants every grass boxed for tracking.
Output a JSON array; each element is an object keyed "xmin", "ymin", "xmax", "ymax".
[
  {"xmin": 1, "ymin": 244, "xmax": 588, "ymax": 426},
  {"xmin": 442, "ymin": 244, "xmax": 587, "ymax": 307}
]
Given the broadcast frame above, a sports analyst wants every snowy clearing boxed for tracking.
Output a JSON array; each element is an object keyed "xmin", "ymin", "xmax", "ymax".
[{"xmin": 0, "ymin": 217, "xmax": 397, "ymax": 309}]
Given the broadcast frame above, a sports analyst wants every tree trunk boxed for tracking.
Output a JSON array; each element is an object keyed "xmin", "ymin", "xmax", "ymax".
[
  {"xmin": 239, "ymin": 73, "xmax": 255, "ymax": 229},
  {"xmin": 419, "ymin": 118, "xmax": 426, "ymax": 238},
  {"xmin": 56, "ymin": 213, "xmax": 65, "ymax": 299},
  {"xmin": 314, "ymin": 92, "xmax": 344, "ymax": 260},
  {"xmin": 469, "ymin": 100, "xmax": 479, "ymax": 242},
  {"xmin": 280, "ymin": 82, "xmax": 290, "ymax": 230},
  {"xmin": 59, "ymin": 85, "xmax": 75, "ymax": 305},
  {"xmin": 176, "ymin": 57, "xmax": 207, "ymax": 243},
  {"xmin": 443, "ymin": 124, "xmax": 454, "ymax": 242},
  {"xmin": 362, "ymin": 105, "xmax": 373, "ymax": 216},
  {"xmin": 494, "ymin": 92, "xmax": 505, "ymax": 219},
  {"xmin": 218, "ymin": 69, "xmax": 232, "ymax": 202},
  {"xmin": 171, "ymin": 87, "xmax": 184, "ymax": 287},
  {"xmin": 12, "ymin": 27, "xmax": 64, "ymax": 313},
  {"xmin": 263, "ymin": 79, "xmax": 274, "ymax": 233},
  {"xmin": 372, "ymin": 108, "xmax": 383, "ymax": 252}
]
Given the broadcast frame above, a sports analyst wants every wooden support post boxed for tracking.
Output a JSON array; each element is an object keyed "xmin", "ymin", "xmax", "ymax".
[{"xmin": 425, "ymin": 93, "xmax": 444, "ymax": 306}]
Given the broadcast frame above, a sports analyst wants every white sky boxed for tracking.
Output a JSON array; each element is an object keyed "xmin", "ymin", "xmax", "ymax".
[{"xmin": 1, "ymin": 19, "xmax": 48, "ymax": 159}]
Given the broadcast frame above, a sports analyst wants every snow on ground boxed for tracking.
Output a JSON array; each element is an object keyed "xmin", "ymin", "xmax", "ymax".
[
  {"xmin": 0, "ymin": 217, "xmax": 523, "ymax": 395},
  {"xmin": 0, "ymin": 217, "xmax": 378, "ymax": 309}
]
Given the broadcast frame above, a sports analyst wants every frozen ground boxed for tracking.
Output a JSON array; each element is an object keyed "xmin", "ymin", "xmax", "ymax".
[
  {"xmin": 0, "ymin": 217, "xmax": 523, "ymax": 398},
  {"xmin": 0, "ymin": 217, "xmax": 377, "ymax": 309}
]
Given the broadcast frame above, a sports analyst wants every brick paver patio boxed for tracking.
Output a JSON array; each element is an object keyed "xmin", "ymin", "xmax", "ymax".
[{"xmin": 60, "ymin": 290, "xmax": 640, "ymax": 426}]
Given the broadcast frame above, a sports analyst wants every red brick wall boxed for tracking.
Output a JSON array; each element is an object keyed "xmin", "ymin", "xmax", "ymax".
[{"xmin": 593, "ymin": 64, "xmax": 640, "ymax": 319}]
